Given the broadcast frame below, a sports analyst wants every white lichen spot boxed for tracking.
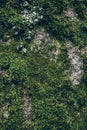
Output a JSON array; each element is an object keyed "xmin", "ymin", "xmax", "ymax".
[
  {"xmin": 21, "ymin": 7, "xmax": 43, "ymax": 26},
  {"xmin": 66, "ymin": 41, "xmax": 83, "ymax": 86},
  {"xmin": 22, "ymin": 48, "xmax": 27, "ymax": 53}
]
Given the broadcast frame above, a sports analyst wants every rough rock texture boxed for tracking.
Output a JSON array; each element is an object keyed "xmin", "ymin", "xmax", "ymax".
[
  {"xmin": 66, "ymin": 41, "xmax": 83, "ymax": 86},
  {"xmin": 30, "ymin": 28, "xmax": 60, "ymax": 61},
  {"xmin": 23, "ymin": 89, "xmax": 31, "ymax": 128},
  {"xmin": 64, "ymin": 7, "xmax": 79, "ymax": 21},
  {"xmin": 2, "ymin": 103, "xmax": 9, "ymax": 119}
]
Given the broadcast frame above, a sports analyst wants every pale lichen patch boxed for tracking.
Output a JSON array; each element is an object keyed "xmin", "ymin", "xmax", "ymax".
[
  {"xmin": 66, "ymin": 41, "xmax": 83, "ymax": 86},
  {"xmin": 64, "ymin": 7, "xmax": 79, "ymax": 21},
  {"xmin": 2, "ymin": 103, "xmax": 9, "ymax": 119},
  {"xmin": 81, "ymin": 46, "xmax": 87, "ymax": 55},
  {"xmin": 23, "ymin": 89, "xmax": 31, "ymax": 128},
  {"xmin": 31, "ymin": 28, "xmax": 61, "ymax": 61}
]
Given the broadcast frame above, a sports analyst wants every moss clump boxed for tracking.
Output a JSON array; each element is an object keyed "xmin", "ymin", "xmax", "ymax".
[{"xmin": 0, "ymin": 0, "xmax": 87, "ymax": 130}]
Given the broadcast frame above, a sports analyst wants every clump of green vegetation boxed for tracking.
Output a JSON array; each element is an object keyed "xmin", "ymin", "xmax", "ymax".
[{"xmin": 0, "ymin": 0, "xmax": 87, "ymax": 130}]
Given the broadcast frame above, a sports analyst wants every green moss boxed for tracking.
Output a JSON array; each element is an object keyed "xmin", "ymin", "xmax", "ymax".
[{"xmin": 0, "ymin": 0, "xmax": 87, "ymax": 130}]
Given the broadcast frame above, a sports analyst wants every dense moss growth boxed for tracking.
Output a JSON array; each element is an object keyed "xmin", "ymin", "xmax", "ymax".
[{"xmin": 0, "ymin": 0, "xmax": 87, "ymax": 130}]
